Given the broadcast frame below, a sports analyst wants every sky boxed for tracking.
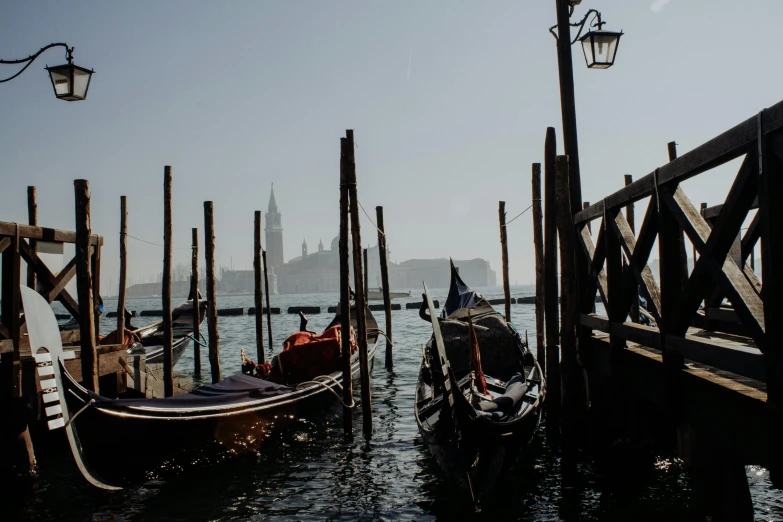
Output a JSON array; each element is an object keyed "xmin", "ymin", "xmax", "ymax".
[{"xmin": 1, "ymin": 0, "xmax": 781, "ymax": 292}]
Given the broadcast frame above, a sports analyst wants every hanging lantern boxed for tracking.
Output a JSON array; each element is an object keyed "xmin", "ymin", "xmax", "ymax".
[
  {"xmin": 579, "ymin": 29, "xmax": 623, "ymax": 69},
  {"xmin": 45, "ymin": 49, "xmax": 94, "ymax": 101}
]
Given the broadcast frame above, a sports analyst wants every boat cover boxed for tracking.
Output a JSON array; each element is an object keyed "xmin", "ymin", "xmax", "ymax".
[
  {"xmin": 87, "ymin": 372, "xmax": 294, "ymax": 410},
  {"xmin": 441, "ymin": 260, "xmax": 495, "ymax": 319},
  {"xmin": 474, "ymin": 373, "xmax": 528, "ymax": 420}
]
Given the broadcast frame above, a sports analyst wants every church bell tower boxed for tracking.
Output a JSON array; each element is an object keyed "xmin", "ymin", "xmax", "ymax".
[{"xmin": 264, "ymin": 184, "xmax": 284, "ymax": 268}]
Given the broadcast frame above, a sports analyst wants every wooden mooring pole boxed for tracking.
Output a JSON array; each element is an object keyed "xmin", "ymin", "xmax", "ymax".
[
  {"xmin": 254, "ymin": 211, "xmax": 265, "ymax": 363},
  {"xmin": 346, "ymin": 129, "xmax": 372, "ymax": 438},
  {"xmin": 543, "ymin": 128, "xmax": 561, "ymax": 425},
  {"xmin": 498, "ymin": 201, "xmax": 511, "ymax": 322},
  {"xmin": 1, "ymin": 219, "xmax": 36, "ymax": 474},
  {"xmin": 74, "ymin": 180, "xmax": 98, "ymax": 392},
  {"xmin": 27, "ymin": 186, "xmax": 37, "ymax": 290},
  {"xmin": 117, "ymin": 196, "xmax": 128, "ymax": 346},
  {"xmin": 363, "ymin": 248, "xmax": 369, "ymax": 303},
  {"xmin": 376, "ymin": 206, "xmax": 393, "ymax": 369},
  {"xmin": 532, "ymin": 164, "xmax": 546, "ymax": 369},
  {"xmin": 191, "ymin": 227, "xmax": 201, "ymax": 376},
  {"xmin": 554, "ymin": 156, "xmax": 578, "ymax": 464},
  {"xmin": 204, "ymin": 201, "xmax": 221, "ymax": 383},
  {"xmin": 262, "ymin": 249, "xmax": 273, "ymax": 350},
  {"xmin": 625, "ymin": 175, "xmax": 640, "ymax": 323},
  {"xmin": 162, "ymin": 168, "xmax": 174, "ymax": 397},
  {"xmin": 339, "ymin": 137, "xmax": 353, "ymax": 436}
]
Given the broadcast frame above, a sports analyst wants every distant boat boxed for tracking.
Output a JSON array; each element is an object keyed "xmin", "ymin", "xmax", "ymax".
[{"xmin": 366, "ymin": 287, "xmax": 411, "ymax": 300}]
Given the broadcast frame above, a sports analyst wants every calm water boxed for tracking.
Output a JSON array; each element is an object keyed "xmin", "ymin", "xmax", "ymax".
[{"xmin": 8, "ymin": 286, "xmax": 783, "ymax": 521}]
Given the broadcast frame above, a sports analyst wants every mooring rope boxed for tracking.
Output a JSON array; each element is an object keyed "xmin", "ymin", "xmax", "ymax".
[
  {"xmin": 64, "ymin": 399, "xmax": 95, "ymax": 428},
  {"xmin": 126, "ymin": 233, "xmax": 193, "ymax": 250},
  {"xmin": 356, "ymin": 199, "xmax": 385, "ymax": 237},
  {"xmin": 502, "ymin": 203, "xmax": 535, "ymax": 228},
  {"xmin": 296, "ymin": 375, "xmax": 355, "ymax": 408}
]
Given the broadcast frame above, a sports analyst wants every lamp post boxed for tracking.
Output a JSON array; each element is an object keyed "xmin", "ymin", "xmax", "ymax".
[
  {"xmin": 551, "ymin": 0, "xmax": 623, "ymax": 210},
  {"xmin": 1, "ymin": 43, "xmax": 95, "ymax": 101}
]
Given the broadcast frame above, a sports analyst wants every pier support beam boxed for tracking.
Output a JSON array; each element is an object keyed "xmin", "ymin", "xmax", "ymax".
[
  {"xmin": 532, "ymin": 163, "xmax": 546, "ymax": 372},
  {"xmin": 262, "ymin": 249, "xmax": 273, "ymax": 351},
  {"xmin": 117, "ymin": 196, "xmax": 128, "ymax": 347},
  {"xmin": 543, "ymin": 128, "xmax": 561, "ymax": 435},
  {"xmin": 254, "ymin": 211, "xmax": 265, "ymax": 363},
  {"xmin": 498, "ymin": 201, "xmax": 511, "ymax": 322},
  {"xmin": 191, "ymin": 227, "xmax": 201, "ymax": 375},
  {"xmin": 74, "ymin": 180, "xmax": 98, "ymax": 392},
  {"xmin": 162, "ymin": 167, "xmax": 174, "ymax": 397},
  {"xmin": 345, "ymin": 129, "xmax": 372, "ymax": 438},
  {"xmin": 26, "ymin": 186, "xmax": 37, "ymax": 290},
  {"xmin": 339, "ymin": 136, "xmax": 353, "ymax": 436},
  {"xmin": 376, "ymin": 206, "xmax": 393, "ymax": 369},
  {"xmin": 204, "ymin": 201, "xmax": 221, "ymax": 383}
]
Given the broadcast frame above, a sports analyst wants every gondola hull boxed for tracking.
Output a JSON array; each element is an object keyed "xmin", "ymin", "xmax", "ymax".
[
  {"xmin": 61, "ymin": 343, "xmax": 377, "ymax": 486},
  {"xmin": 414, "ymin": 264, "xmax": 544, "ymax": 509},
  {"xmin": 416, "ymin": 368, "xmax": 541, "ymax": 499}
]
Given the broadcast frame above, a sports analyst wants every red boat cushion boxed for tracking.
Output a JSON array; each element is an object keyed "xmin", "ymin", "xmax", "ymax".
[{"xmin": 275, "ymin": 325, "xmax": 356, "ymax": 384}]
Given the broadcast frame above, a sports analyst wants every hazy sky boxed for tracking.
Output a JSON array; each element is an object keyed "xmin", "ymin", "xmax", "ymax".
[{"xmin": 1, "ymin": 1, "xmax": 781, "ymax": 291}]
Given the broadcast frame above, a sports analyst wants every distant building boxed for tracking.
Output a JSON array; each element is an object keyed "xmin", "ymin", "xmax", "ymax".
[
  {"xmin": 264, "ymin": 184, "xmax": 284, "ymax": 269},
  {"xmin": 206, "ymin": 186, "xmax": 497, "ymax": 295}
]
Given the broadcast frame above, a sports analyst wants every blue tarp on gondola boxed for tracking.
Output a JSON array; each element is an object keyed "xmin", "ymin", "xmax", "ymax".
[{"xmin": 441, "ymin": 260, "xmax": 495, "ymax": 319}]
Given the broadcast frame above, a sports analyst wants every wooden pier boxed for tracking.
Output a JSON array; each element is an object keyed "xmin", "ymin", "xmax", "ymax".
[{"xmin": 535, "ymin": 100, "xmax": 783, "ymax": 520}]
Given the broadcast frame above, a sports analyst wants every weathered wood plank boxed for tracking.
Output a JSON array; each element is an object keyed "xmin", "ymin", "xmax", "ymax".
[
  {"xmin": 0, "ymin": 222, "xmax": 100, "ymax": 245},
  {"xmin": 44, "ymin": 257, "xmax": 76, "ymax": 303},
  {"xmin": 608, "ymin": 204, "xmax": 662, "ymax": 323},
  {"xmin": 543, "ymin": 127, "xmax": 560, "ymax": 419},
  {"xmin": 575, "ymin": 100, "xmax": 783, "ymax": 224},
  {"xmin": 579, "ymin": 224, "xmax": 608, "ymax": 307},
  {"xmin": 662, "ymin": 182, "xmax": 766, "ymax": 349}
]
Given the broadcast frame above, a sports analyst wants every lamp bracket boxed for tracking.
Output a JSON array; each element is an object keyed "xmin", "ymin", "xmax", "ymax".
[
  {"xmin": 0, "ymin": 42, "xmax": 72, "ymax": 84},
  {"xmin": 549, "ymin": 8, "xmax": 604, "ymax": 45}
]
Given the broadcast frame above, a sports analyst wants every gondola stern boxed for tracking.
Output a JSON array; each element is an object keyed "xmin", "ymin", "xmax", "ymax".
[{"xmin": 20, "ymin": 286, "xmax": 123, "ymax": 491}]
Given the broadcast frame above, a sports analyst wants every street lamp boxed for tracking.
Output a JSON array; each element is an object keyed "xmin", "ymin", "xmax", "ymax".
[
  {"xmin": 1, "ymin": 43, "xmax": 95, "ymax": 101},
  {"xmin": 549, "ymin": 0, "xmax": 623, "ymax": 211}
]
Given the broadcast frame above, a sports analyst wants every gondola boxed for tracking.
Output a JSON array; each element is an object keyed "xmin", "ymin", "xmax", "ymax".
[
  {"xmin": 21, "ymin": 286, "xmax": 379, "ymax": 490},
  {"xmin": 124, "ymin": 298, "xmax": 209, "ymax": 365},
  {"xmin": 414, "ymin": 262, "xmax": 544, "ymax": 511}
]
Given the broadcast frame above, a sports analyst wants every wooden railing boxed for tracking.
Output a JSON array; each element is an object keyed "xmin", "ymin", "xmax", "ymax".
[{"xmin": 570, "ymin": 100, "xmax": 783, "ymax": 481}]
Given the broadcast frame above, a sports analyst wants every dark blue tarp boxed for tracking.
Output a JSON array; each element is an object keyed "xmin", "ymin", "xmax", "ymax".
[
  {"xmin": 441, "ymin": 260, "xmax": 495, "ymax": 319},
  {"xmin": 90, "ymin": 373, "xmax": 294, "ymax": 410}
]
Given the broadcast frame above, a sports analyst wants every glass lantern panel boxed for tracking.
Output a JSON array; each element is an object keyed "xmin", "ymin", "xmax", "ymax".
[
  {"xmin": 72, "ymin": 68, "xmax": 92, "ymax": 99},
  {"xmin": 48, "ymin": 66, "xmax": 72, "ymax": 97},
  {"xmin": 581, "ymin": 36, "xmax": 595, "ymax": 67},
  {"xmin": 592, "ymin": 32, "xmax": 619, "ymax": 66}
]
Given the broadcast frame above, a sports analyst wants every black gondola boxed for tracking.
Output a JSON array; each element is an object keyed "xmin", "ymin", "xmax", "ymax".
[
  {"xmin": 414, "ymin": 262, "xmax": 544, "ymax": 510},
  {"xmin": 21, "ymin": 286, "xmax": 379, "ymax": 490},
  {"xmin": 125, "ymin": 298, "xmax": 209, "ymax": 365}
]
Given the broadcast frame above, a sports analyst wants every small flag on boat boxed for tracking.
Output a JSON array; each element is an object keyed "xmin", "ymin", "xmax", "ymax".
[{"xmin": 468, "ymin": 313, "xmax": 488, "ymax": 395}]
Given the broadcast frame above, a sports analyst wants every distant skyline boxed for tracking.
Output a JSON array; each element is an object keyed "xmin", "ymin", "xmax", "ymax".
[{"xmin": 1, "ymin": 1, "xmax": 780, "ymax": 294}]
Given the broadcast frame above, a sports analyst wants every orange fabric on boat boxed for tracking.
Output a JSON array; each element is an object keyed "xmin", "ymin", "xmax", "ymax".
[
  {"xmin": 98, "ymin": 329, "xmax": 141, "ymax": 347},
  {"xmin": 469, "ymin": 320, "xmax": 488, "ymax": 394},
  {"xmin": 276, "ymin": 325, "xmax": 356, "ymax": 383}
]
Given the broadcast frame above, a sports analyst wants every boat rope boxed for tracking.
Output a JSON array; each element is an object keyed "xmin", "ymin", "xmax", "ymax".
[
  {"xmin": 65, "ymin": 399, "xmax": 95, "ymax": 428},
  {"xmin": 356, "ymin": 199, "xmax": 385, "ymax": 237},
  {"xmin": 502, "ymin": 203, "xmax": 535, "ymax": 228},
  {"xmin": 296, "ymin": 375, "xmax": 355, "ymax": 408},
  {"xmin": 367, "ymin": 328, "xmax": 393, "ymax": 345},
  {"xmin": 126, "ymin": 233, "xmax": 193, "ymax": 250},
  {"xmin": 186, "ymin": 333, "xmax": 208, "ymax": 347}
]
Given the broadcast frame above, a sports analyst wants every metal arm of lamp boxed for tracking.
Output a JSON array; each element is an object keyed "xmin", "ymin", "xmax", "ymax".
[{"xmin": 1, "ymin": 43, "xmax": 95, "ymax": 101}]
